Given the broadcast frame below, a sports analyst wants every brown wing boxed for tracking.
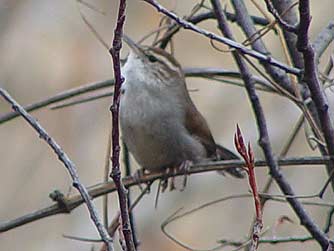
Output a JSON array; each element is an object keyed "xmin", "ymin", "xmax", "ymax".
[{"xmin": 184, "ymin": 99, "xmax": 217, "ymax": 157}]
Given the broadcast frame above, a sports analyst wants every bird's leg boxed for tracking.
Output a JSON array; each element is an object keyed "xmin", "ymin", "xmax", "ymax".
[
  {"xmin": 132, "ymin": 168, "xmax": 148, "ymax": 192},
  {"xmin": 179, "ymin": 160, "xmax": 192, "ymax": 191}
]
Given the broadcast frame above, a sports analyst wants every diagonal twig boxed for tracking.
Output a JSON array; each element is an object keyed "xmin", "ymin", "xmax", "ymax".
[
  {"xmin": 208, "ymin": 1, "xmax": 330, "ymax": 249},
  {"xmin": 0, "ymin": 88, "xmax": 113, "ymax": 251},
  {"xmin": 143, "ymin": 0, "xmax": 302, "ymax": 76}
]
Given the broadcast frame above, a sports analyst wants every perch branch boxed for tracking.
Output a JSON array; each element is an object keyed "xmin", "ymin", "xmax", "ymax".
[{"xmin": 0, "ymin": 156, "xmax": 331, "ymax": 233}]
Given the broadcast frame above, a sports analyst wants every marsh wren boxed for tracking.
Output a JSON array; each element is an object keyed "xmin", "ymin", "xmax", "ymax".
[{"xmin": 120, "ymin": 36, "xmax": 243, "ymax": 178}]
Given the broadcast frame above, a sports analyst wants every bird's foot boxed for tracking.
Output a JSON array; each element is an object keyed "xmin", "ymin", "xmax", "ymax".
[
  {"xmin": 160, "ymin": 160, "xmax": 192, "ymax": 192},
  {"xmin": 132, "ymin": 168, "xmax": 149, "ymax": 193}
]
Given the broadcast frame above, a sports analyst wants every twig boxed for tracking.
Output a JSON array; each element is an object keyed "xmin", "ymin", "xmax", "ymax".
[
  {"xmin": 244, "ymin": 114, "xmax": 304, "ymax": 251},
  {"xmin": 143, "ymin": 0, "xmax": 302, "ymax": 76},
  {"xmin": 108, "ymin": 1, "xmax": 135, "ymax": 251},
  {"xmin": 0, "ymin": 68, "xmax": 269, "ymax": 124},
  {"xmin": 161, "ymin": 194, "xmax": 251, "ymax": 251},
  {"xmin": 208, "ymin": 1, "xmax": 329, "ymax": 249},
  {"xmin": 219, "ymin": 235, "xmax": 314, "ymax": 246},
  {"xmin": 297, "ymin": 0, "xmax": 334, "ymax": 198},
  {"xmin": 271, "ymin": 0, "xmax": 304, "ymax": 68},
  {"xmin": 103, "ymin": 124, "xmax": 112, "ymax": 228},
  {"xmin": 0, "ymin": 156, "xmax": 331, "ymax": 233},
  {"xmin": 231, "ymin": 0, "xmax": 295, "ymax": 96},
  {"xmin": 234, "ymin": 125, "xmax": 262, "ymax": 250},
  {"xmin": 263, "ymin": 0, "xmax": 298, "ymax": 33},
  {"xmin": 0, "ymin": 79, "xmax": 113, "ymax": 124},
  {"xmin": 158, "ymin": 10, "xmax": 270, "ymax": 49},
  {"xmin": 99, "ymin": 184, "xmax": 151, "ymax": 251},
  {"xmin": 0, "ymin": 88, "xmax": 113, "ymax": 251},
  {"xmin": 123, "ymin": 143, "xmax": 140, "ymax": 248},
  {"xmin": 50, "ymin": 91, "xmax": 113, "ymax": 110},
  {"xmin": 313, "ymin": 19, "xmax": 334, "ymax": 63}
]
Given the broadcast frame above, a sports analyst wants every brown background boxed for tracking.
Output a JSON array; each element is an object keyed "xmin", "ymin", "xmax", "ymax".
[{"xmin": 0, "ymin": 1, "xmax": 333, "ymax": 250}]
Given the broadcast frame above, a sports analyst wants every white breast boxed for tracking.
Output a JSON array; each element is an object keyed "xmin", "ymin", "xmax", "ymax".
[{"xmin": 119, "ymin": 52, "xmax": 206, "ymax": 170}]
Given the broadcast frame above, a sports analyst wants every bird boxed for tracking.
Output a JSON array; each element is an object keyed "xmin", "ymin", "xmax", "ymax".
[{"xmin": 119, "ymin": 35, "xmax": 244, "ymax": 180}]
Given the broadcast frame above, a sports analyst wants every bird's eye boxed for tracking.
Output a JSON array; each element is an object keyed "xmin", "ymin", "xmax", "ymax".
[{"xmin": 147, "ymin": 54, "xmax": 158, "ymax": 63}]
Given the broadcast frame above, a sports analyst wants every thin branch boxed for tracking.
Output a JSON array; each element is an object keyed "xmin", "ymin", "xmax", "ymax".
[
  {"xmin": 271, "ymin": 0, "xmax": 304, "ymax": 68},
  {"xmin": 0, "ymin": 79, "xmax": 113, "ymax": 124},
  {"xmin": 103, "ymin": 124, "xmax": 112, "ymax": 228},
  {"xmin": 234, "ymin": 125, "xmax": 262, "ymax": 250},
  {"xmin": 0, "ymin": 68, "xmax": 269, "ymax": 124},
  {"xmin": 231, "ymin": 0, "xmax": 295, "ymax": 96},
  {"xmin": 207, "ymin": 1, "xmax": 329, "ymax": 249},
  {"xmin": 0, "ymin": 88, "xmax": 113, "ymax": 251},
  {"xmin": 219, "ymin": 235, "xmax": 313, "ymax": 246},
  {"xmin": 0, "ymin": 156, "xmax": 331, "ymax": 233},
  {"xmin": 297, "ymin": 0, "xmax": 334, "ymax": 198},
  {"xmin": 143, "ymin": 0, "xmax": 302, "ymax": 76},
  {"xmin": 108, "ymin": 0, "xmax": 135, "ymax": 251},
  {"xmin": 313, "ymin": 19, "xmax": 334, "ymax": 63},
  {"xmin": 50, "ymin": 92, "xmax": 113, "ymax": 110},
  {"xmin": 158, "ymin": 10, "xmax": 270, "ymax": 49},
  {"xmin": 99, "ymin": 184, "xmax": 151, "ymax": 251},
  {"xmin": 123, "ymin": 143, "xmax": 140, "ymax": 248},
  {"xmin": 263, "ymin": 0, "xmax": 298, "ymax": 33}
]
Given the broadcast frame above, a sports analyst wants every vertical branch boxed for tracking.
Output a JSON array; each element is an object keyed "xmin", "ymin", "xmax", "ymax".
[
  {"xmin": 297, "ymin": 0, "xmax": 334, "ymax": 192},
  {"xmin": 271, "ymin": 0, "xmax": 304, "ymax": 69},
  {"xmin": 235, "ymin": 125, "xmax": 263, "ymax": 250},
  {"xmin": 123, "ymin": 142, "xmax": 140, "ymax": 248},
  {"xmin": 209, "ymin": 0, "xmax": 329, "ymax": 249},
  {"xmin": 0, "ymin": 89, "xmax": 114, "ymax": 251},
  {"xmin": 109, "ymin": 1, "xmax": 135, "ymax": 251},
  {"xmin": 231, "ymin": 0, "xmax": 295, "ymax": 95}
]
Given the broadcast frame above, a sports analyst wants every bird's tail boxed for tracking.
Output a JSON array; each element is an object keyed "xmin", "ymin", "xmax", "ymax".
[{"xmin": 215, "ymin": 144, "xmax": 245, "ymax": 178}]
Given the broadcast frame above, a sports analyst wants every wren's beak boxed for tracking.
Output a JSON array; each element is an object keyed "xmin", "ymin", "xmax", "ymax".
[{"xmin": 122, "ymin": 34, "xmax": 145, "ymax": 57}]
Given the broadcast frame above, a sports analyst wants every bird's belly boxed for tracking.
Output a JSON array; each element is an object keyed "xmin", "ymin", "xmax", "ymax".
[{"xmin": 120, "ymin": 92, "xmax": 205, "ymax": 170}]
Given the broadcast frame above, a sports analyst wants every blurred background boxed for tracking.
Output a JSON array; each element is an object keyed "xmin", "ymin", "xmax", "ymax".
[{"xmin": 0, "ymin": 0, "xmax": 333, "ymax": 250}]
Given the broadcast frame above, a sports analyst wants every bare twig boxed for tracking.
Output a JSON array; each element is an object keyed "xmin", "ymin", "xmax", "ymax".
[
  {"xmin": 103, "ymin": 124, "xmax": 112, "ymax": 228},
  {"xmin": 234, "ymin": 125, "xmax": 263, "ymax": 250},
  {"xmin": 0, "ymin": 88, "xmax": 113, "ymax": 251},
  {"xmin": 271, "ymin": 0, "xmax": 304, "ymax": 68},
  {"xmin": 313, "ymin": 19, "xmax": 334, "ymax": 63},
  {"xmin": 263, "ymin": 0, "xmax": 298, "ymax": 33},
  {"xmin": 219, "ymin": 235, "xmax": 314, "ymax": 246},
  {"xmin": 158, "ymin": 10, "xmax": 270, "ymax": 49},
  {"xmin": 50, "ymin": 91, "xmax": 113, "ymax": 110},
  {"xmin": 231, "ymin": 0, "xmax": 295, "ymax": 96},
  {"xmin": 0, "ymin": 156, "xmax": 331, "ymax": 233},
  {"xmin": 0, "ymin": 79, "xmax": 113, "ymax": 124},
  {"xmin": 99, "ymin": 184, "xmax": 151, "ymax": 251},
  {"xmin": 122, "ymin": 143, "xmax": 140, "ymax": 248},
  {"xmin": 108, "ymin": 0, "xmax": 135, "ymax": 251},
  {"xmin": 208, "ymin": 0, "xmax": 329, "ymax": 249},
  {"xmin": 143, "ymin": 0, "xmax": 302, "ymax": 76},
  {"xmin": 0, "ymin": 68, "xmax": 270, "ymax": 124},
  {"xmin": 297, "ymin": 0, "xmax": 334, "ymax": 199}
]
